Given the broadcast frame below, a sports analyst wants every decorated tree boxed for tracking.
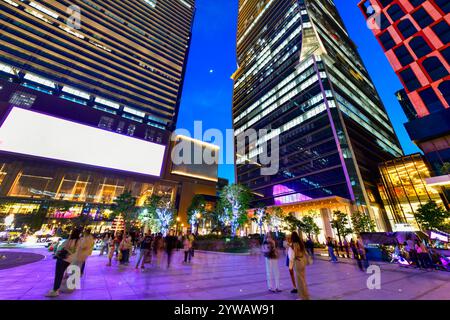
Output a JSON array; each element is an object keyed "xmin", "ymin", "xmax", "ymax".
[
  {"xmin": 268, "ymin": 206, "xmax": 284, "ymax": 236},
  {"xmin": 187, "ymin": 195, "xmax": 206, "ymax": 234},
  {"xmin": 112, "ymin": 191, "xmax": 138, "ymax": 231},
  {"xmin": 251, "ymin": 203, "xmax": 268, "ymax": 236},
  {"xmin": 331, "ymin": 210, "xmax": 353, "ymax": 243},
  {"xmin": 415, "ymin": 200, "xmax": 450, "ymax": 231},
  {"xmin": 219, "ymin": 184, "xmax": 252, "ymax": 237},
  {"xmin": 351, "ymin": 211, "xmax": 376, "ymax": 234},
  {"xmin": 145, "ymin": 195, "xmax": 176, "ymax": 236}
]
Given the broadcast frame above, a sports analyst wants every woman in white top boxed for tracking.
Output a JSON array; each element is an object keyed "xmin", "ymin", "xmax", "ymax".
[
  {"xmin": 46, "ymin": 228, "xmax": 82, "ymax": 297},
  {"xmin": 285, "ymin": 234, "xmax": 297, "ymax": 293}
]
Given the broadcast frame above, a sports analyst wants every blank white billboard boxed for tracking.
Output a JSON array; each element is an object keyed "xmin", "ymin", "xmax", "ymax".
[{"xmin": 0, "ymin": 107, "xmax": 165, "ymax": 176}]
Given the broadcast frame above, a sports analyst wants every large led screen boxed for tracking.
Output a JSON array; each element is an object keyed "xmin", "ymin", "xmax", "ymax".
[{"xmin": 0, "ymin": 107, "xmax": 165, "ymax": 176}]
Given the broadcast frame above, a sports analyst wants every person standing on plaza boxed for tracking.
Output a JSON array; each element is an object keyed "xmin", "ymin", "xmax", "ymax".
[
  {"xmin": 46, "ymin": 228, "xmax": 81, "ymax": 297},
  {"xmin": 153, "ymin": 233, "xmax": 164, "ymax": 268},
  {"xmin": 305, "ymin": 237, "xmax": 314, "ymax": 259},
  {"xmin": 119, "ymin": 233, "xmax": 132, "ymax": 265},
  {"xmin": 350, "ymin": 239, "xmax": 363, "ymax": 271},
  {"xmin": 188, "ymin": 232, "xmax": 195, "ymax": 259},
  {"xmin": 135, "ymin": 231, "xmax": 153, "ymax": 269},
  {"xmin": 327, "ymin": 237, "xmax": 338, "ymax": 262},
  {"xmin": 286, "ymin": 234, "xmax": 297, "ymax": 293},
  {"xmin": 99, "ymin": 233, "xmax": 110, "ymax": 256},
  {"xmin": 291, "ymin": 231, "xmax": 311, "ymax": 300},
  {"xmin": 165, "ymin": 229, "xmax": 178, "ymax": 268},
  {"xmin": 357, "ymin": 235, "xmax": 368, "ymax": 270},
  {"xmin": 262, "ymin": 232, "xmax": 281, "ymax": 293},
  {"xmin": 106, "ymin": 234, "xmax": 119, "ymax": 266},
  {"xmin": 343, "ymin": 238, "xmax": 350, "ymax": 258},
  {"xmin": 406, "ymin": 236, "xmax": 420, "ymax": 268},
  {"xmin": 183, "ymin": 234, "xmax": 193, "ymax": 264}
]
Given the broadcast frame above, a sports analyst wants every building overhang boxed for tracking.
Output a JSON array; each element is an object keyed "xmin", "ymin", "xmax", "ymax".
[
  {"xmin": 425, "ymin": 174, "xmax": 450, "ymax": 188},
  {"xmin": 250, "ymin": 196, "xmax": 352, "ymax": 213}
]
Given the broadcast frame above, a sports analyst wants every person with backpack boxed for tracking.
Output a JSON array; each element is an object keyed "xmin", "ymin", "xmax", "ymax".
[
  {"xmin": 46, "ymin": 228, "xmax": 81, "ymax": 297},
  {"xmin": 291, "ymin": 231, "xmax": 311, "ymax": 300},
  {"xmin": 262, "ymin": 232, "xmax": 281, "ymax": 293}
]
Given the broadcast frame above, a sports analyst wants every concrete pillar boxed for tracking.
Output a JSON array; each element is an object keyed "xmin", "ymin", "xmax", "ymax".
[{"xmin": 321, "ymin": 208, "xmax": 333, "ymax": 238}]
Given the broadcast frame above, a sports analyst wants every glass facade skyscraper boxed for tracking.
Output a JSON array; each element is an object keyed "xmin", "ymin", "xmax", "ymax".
[
  {"xmin": 0, "ymin": 0, "xmax": 195, "ymax": 130},
  {"xmin": 359, "ymin": 0, "xmax": 449, "ymax": 173},
  {"xmin": 233, "ymin": 0, "xmax": 403, "ymax": 230},
  {"xmin": 0, "ymin": 0, "xmax": 199, "ymax": 224}
]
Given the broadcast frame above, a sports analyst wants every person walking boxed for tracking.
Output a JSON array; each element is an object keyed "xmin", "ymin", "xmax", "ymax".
[
  {"xmin": 183, "ymin": 234, "xmax": 193, "ymax": 264},
  {"xmin": 343, "ymin": 238, "xmax": 350, "ymax": 258},
  {"xmin": 135, "ymin": 231, "xmax": 153, "ymax": 269},
  {"xmin": 165, "ymin": 229, "xmax": 177, "ymax": 268},
  {"xmin": 350, "ymin": 239, "xmax": 364, "ymax": 271},
  {"xmin": 75, "ymin": 228, "xmax": 95, "ymax": 276},
  {"xmin": 327, "ymin": 237, "xmax": 338, "ymax": 262},
  {"xmin": 416, "ymin": 240, "xmax": 430, "ymax": 269},
  {"xmin": 357, "ymin": 236, "xmax": 368, "ymax": 270},
  {"xmin": 286, "ymin": 234, "xmax": 297, "ymax": 294},
  {"xmin": 262, "ymin": 232, "xmax": 281, "ymax": 293},
  {"xmin": 291, "ymin": 231, "xmax": 310, "ymax": 300},
  {"xmin": 153, "ymin": 233, "xmax": 164, "ymax": 268},
  {"xmin": 305, "ymin": 237, "xmax": 314, "ymax": 259},
  {"xmin": 119, "ymin": 233, "xmax": 132, "ymax": 265},
  {"xmin": 99, "ymin": 233, "xmax": 110, "ymax": 256},
  {"xmin": 46, "ymin": 228, "xmax": 81, "ymax": 297},
  {"xmin": 406, "ymin": 236, "xmax": 420, "ymax": 268}
]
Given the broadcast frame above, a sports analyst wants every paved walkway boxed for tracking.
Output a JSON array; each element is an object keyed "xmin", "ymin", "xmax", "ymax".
[{"xmin": 0, "ymin": 248, "xmax": 449, "ymax": 300}]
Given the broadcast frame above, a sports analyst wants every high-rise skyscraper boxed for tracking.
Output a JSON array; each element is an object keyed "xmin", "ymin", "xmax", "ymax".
[
  {"xmin": 232, "ymin": 0, "xmax": 403, "ymax": 232},
  {"xmin": 359, "ymin": 0, "xmax": 449, "ymax": 173},
  {"xmin": 0, "ymin": 0, "xmax": 199, "ymax": 224}
]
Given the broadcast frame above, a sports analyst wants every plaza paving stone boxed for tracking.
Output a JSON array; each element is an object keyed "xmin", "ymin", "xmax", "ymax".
[{"xmin": 0, "ymin": 247, "xmax": 449, "ymax": 300}]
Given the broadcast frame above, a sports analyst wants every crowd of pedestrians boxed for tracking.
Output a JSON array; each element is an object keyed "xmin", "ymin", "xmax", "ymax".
[{"xmin": 46, "ymin": 226, "xmax": 196, "ymax": 298}]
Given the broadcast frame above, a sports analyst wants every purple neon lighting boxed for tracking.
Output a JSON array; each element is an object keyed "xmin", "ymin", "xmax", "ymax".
[
  {"xmin": 0, "ymin": 107, "xmax": 165, "ymax": 176},
  {"xmin": 273, "ymin": 184, "xmax": 312, "ymax": 205}
]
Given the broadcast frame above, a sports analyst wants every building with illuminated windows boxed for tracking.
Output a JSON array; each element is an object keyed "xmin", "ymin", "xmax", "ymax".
[
  {"xmin": 232, "ymin": 0, "xmax": 403, "ymax": 234},
  {"xmin": 0, "ymin": 0, "xmax": 216, "ymax": 229},
  {"xmin": 359, "ymin": 0, "xmax": 449, "ymax": 174},
  {"xmin": 378, "ymin": 153, "xmax": 447, "ymax": 230}
]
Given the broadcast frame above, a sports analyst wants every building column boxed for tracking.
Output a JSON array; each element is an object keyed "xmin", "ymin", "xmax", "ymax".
[
  {"xmin": 321, "ymin": 208, "xmax": 333, "ymax": 238},
  {"xmin": 0, "ymin": 161, "xmax": 23, "ymax": 197}
]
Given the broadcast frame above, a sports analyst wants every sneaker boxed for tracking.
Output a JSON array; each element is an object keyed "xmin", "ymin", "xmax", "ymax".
[
  {"xmin": 275, "ymin": 289, "xmax": 282, "ymax": 293},
  {"xmin": 291, "ymin": 289, "xmax": 298, "ymax": 294},
  {"xmin": 45, "ymin": 290, "xmax": 59, "ymax": 298}
]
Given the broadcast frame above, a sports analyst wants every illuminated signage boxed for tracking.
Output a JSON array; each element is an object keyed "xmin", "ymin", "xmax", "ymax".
[
  {"xmin": 430, "ymin": 231, "xmax": 449, "ymax": 242},
  {"xmin": 0, "ymin": 107, "xmax": 165, "ymax": 176}
]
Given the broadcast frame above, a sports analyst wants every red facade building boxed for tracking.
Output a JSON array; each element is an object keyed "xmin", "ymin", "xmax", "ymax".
[{"xmin": 359, "ymin": 0, "xmax": 449, "ymax": 173}]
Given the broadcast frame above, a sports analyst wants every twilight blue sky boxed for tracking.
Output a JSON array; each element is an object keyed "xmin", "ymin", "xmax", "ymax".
[{"xmin": 176, "ymin": 0, "xmax": 421, "ymax": 183}]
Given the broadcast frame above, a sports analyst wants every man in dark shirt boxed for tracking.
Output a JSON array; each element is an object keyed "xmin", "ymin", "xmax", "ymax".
[
  {"xmin": 165, "ymin": 229, "xmax": 177, "ymax": 268},
  {"xmin": 135, "ymin": 231, "xmax": 152, "ymax": 269}
]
